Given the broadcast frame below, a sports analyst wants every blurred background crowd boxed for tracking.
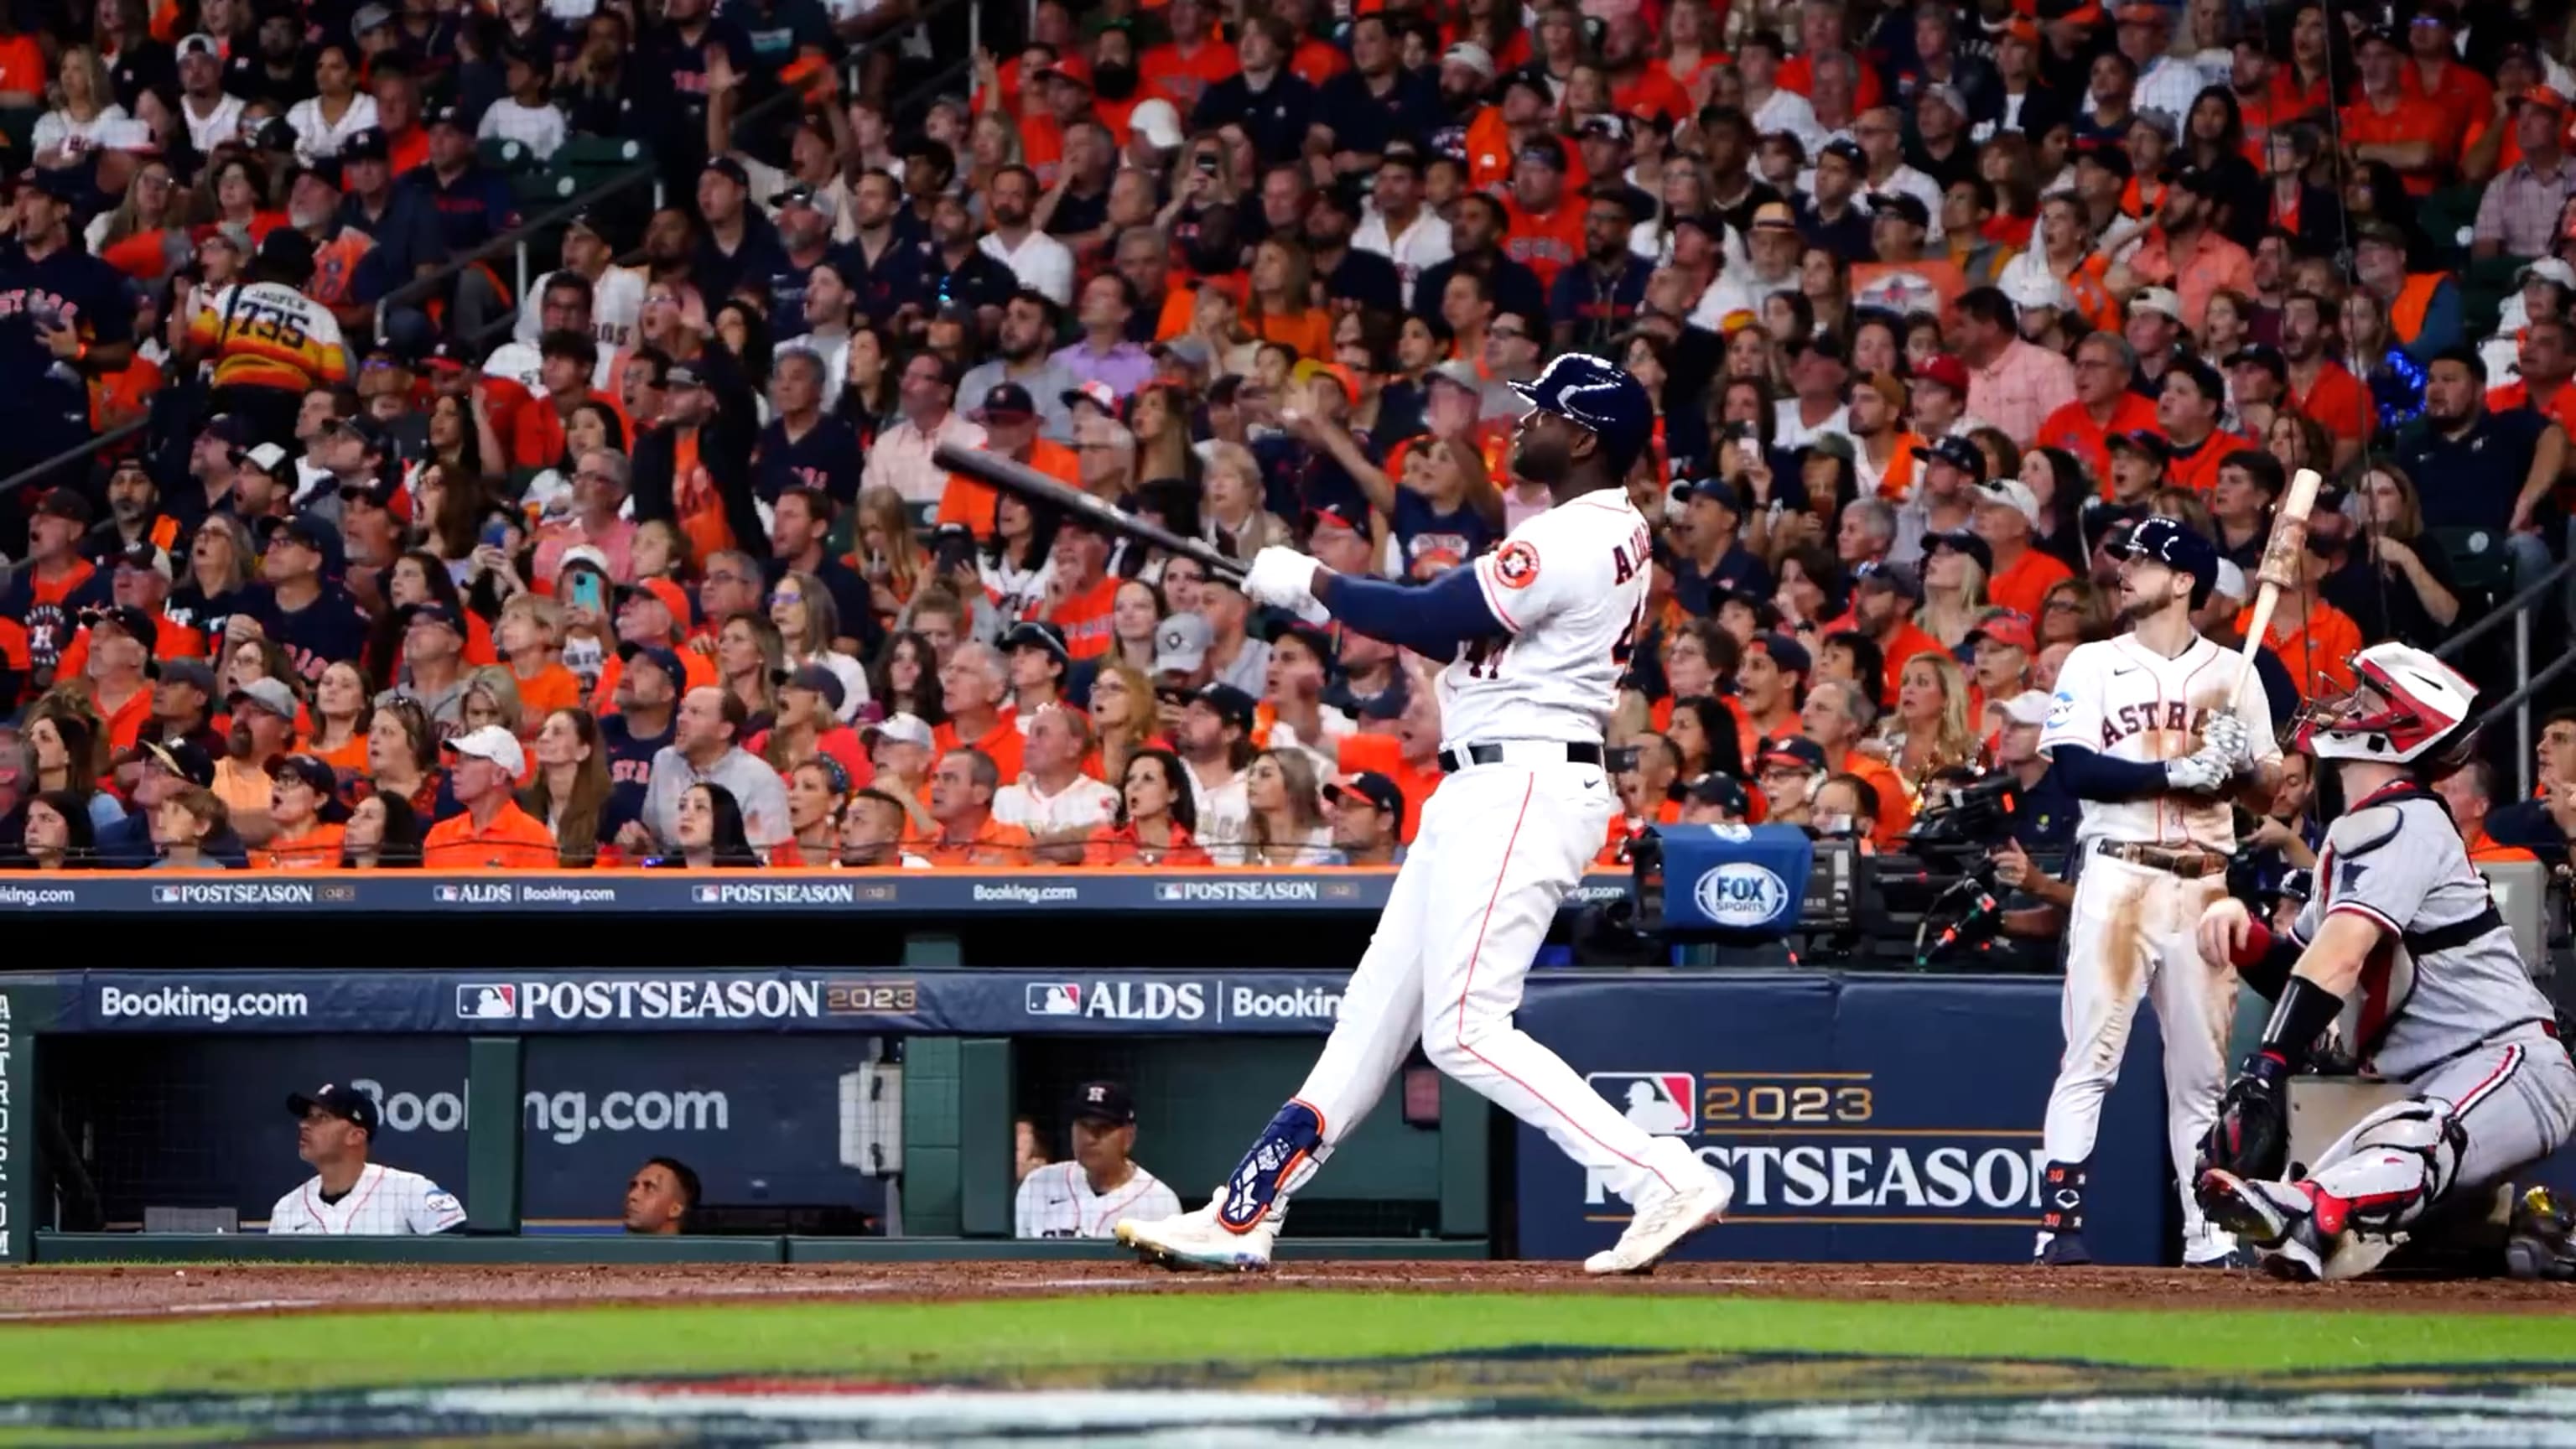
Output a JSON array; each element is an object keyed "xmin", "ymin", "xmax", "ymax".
[{"xmin": 0, "ymin": 0, "xmax": 2567, "ymax": 875}]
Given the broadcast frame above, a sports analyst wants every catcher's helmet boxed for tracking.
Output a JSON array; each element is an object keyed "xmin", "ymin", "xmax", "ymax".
[{"xmin": 2291, "ymin": 641, "xmax": 2478, "ymax": 767}]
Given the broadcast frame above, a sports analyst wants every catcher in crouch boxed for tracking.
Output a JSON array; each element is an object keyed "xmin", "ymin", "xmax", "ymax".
[{"xmin": 2195, "ymin": 642, "xmax": 2576, "ymax": 1281}]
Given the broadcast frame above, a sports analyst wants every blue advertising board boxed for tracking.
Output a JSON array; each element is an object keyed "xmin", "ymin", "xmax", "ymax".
[
  {"xmin": 13, "ymin": 969, "xmax": 1358, "ymax": 1035},
  {"xmin": 1513, "ymin": 973, "xmax": 2171, "ymax": 1265},
  {"xmin": 57, "ymin": 1035, "xmax": 890, "ymax": 1231}
]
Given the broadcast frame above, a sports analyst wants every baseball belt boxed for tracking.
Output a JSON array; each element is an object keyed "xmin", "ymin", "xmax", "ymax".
[
  {"xmin": 2093, "ymin": 839, "xmax": 2230, "ymax": 879},
  {"xmin": 1438, "ymin": 741, "xmax": 1607, "ymax": 773}
]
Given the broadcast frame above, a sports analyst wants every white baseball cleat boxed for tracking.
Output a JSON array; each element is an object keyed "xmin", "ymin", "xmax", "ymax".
[
  {"xmin": 1583, "ymin": 1166, "xmax": 1732, "ymax": 1275},
  {"xmin": 1114, "ymin": 1195, "xmax": 1276, "ymax": 1273}
]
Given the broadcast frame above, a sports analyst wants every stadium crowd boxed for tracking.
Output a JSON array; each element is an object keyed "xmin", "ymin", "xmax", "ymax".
[{"xmin": 0, "ymin": 0, "xmax": 2568, "ymax": 874}]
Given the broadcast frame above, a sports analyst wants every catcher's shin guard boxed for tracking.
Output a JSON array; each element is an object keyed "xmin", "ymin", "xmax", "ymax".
[
  {"xmin": 1217, "ymin": 1100, "xmax": 1327, "ymax": 1233},
  {"xmin": 2306, "ymin": 1098, "xmax": 2464, "ymax": 1236},
  {"xmin": 2507, "ymin": 1187, "xmax": 2576, "ymax": 1281}
]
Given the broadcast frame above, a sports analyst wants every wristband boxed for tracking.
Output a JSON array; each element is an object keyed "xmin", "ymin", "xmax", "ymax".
[{"xmin": 2257, "ymin": 974, "xmax": 2345, "ymax": 1071}]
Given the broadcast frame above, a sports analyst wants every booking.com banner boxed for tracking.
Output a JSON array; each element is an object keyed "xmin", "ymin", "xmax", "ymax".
[
  {"xmin": 30, "ymin": 969, "xmax": 1356, "ymax": 1035},
  {"xmin": 53, "ymin": 1035, "xmax": 891, "ymax": 1229},
  {"xmin": 1514, "ymin": 973, "xmax": 2170, "ymax": 1266}
]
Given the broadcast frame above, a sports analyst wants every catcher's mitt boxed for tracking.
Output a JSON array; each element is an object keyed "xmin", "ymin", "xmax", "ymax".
[{"xmin": 2199, "ymin": 1052, "xmax": 2291, "ymax": 1181}]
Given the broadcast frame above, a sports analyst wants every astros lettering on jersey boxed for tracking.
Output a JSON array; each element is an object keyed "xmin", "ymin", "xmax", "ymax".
[
  {"xmin": 2041, "ymin": 633, "xmax": 2279, "ymax": 851},
  {"xmin": 267, "ymin": 1162, "xmax": 465, "ymax": 1235}
]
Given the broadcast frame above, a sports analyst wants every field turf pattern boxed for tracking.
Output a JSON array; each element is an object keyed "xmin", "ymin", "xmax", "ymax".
[{"xmin": 3, "ymin": 1262, "xmax": 2575, "ymax": 1441}]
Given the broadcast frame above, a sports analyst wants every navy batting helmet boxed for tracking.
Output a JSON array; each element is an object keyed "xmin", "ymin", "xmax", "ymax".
[
  {"xmin": 2120, "ymin": 515, "xmax": 2220, "ymax": 607},
  {"xmin": 1509, "ymin": 353, "xmax": 1654, "ymax": 475}
]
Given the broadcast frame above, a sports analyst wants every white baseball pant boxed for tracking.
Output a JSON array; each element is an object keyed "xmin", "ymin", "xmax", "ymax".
[
  {"xmin": 1285, "ymin": 756, "xmax": 1691, "ymax": 1208},
  {"xmin": 2044, "ymin": 851, "xmax": 2239, "ymax": 1248}
]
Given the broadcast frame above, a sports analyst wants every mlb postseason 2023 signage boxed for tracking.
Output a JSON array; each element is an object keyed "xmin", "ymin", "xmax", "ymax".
[{"xmin": 1514, "ymin": 972, "xmax": 2171, "ymax": 1265}]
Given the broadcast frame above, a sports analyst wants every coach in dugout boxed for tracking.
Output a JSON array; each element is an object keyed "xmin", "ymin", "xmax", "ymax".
[
  {"xmin": 621, "ymin": 1156, "xmax": 701, "ymax": 1235},
  {"xmin": 267, "ymin": 1083, "xmax": 465, "ymax": 1235},
  {"xmin": 1014, "ymin": 1082, "xmax": 1181, "ymax": 1239}
]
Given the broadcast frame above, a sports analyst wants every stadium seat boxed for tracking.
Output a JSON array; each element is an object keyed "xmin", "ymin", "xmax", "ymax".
[
  {"xmin": 513, "ymin": 171, "xmax": 579, "ymax": 208},
  {"xmin": 2433, "ymin": 527, "xmax": 2515, "ymax": 597},
  {"xmin": 477, "ymin": 138, "xmax": 536, "ymax": 174}
]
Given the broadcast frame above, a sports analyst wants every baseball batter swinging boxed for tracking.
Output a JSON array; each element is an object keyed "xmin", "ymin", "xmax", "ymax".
[
  {"xmin": 2197, "ymin": 644, "xmax": 2576, "ymax": 1280},
  {"xmin": 1116, "ymin": 354, "xmax": 1732, "ymax": 1275},
  {"xmin": 2033, "ymin": 518, "xmax": 2281, "ymax": 1266}
]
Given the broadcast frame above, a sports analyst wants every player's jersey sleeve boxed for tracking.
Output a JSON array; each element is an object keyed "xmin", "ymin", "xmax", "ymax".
[
  {"xmin": 2038, "ymin": 643, "xmax": 2106, "ymax": 756},
  {"xmin": 1468, "ymin": 509, "xmax": 1605, "ymax": 636},
  {"xmin": 2319, "ymin": 801, "xmax": 2452, "ymax": 937},
  {"xmin": 402, "ymin": 1173, "xmax": 466, "ymax": 1234},
  {"xmin": 267, "ymin": 1187, "xmax": 310, "ymax": 1234}
]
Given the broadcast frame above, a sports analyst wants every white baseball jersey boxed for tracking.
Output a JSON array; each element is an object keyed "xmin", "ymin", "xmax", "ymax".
[
  {"xmin": 993, "ymin": 774, "xmax": 1119, "ymax": 835},
  {"xmin": 267, "ymin": 1163, "xmax": 465, "ymax": 1235},
  {"xmin": 1447, "ymin": 493, "xmax": 1654, "ymax": 745},
  {"xmin": 2038, "ymin": 632, "xmax": 2278, "ymax": 851},
  {"xmin": 1013, "ymin": 1161, "xmax": 1181, "ymax": 1239}
]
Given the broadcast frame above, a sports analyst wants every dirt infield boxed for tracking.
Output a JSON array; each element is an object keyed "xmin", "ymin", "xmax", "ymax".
[{"xmin": 2, "ymin": 1258, "xmax": 2567, "ymax": 1322}]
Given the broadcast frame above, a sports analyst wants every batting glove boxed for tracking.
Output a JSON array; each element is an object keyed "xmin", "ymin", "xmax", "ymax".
[
  {"xmin": 2163, "ymin": 750, "xmax": 2230, "ymax": 794},
  {"xmin": 2200, "ymin": 712, "xmax": 2250, "ymax": 771},
  {"xmin": 1244, "ymin": 547, "xmax": 1325, "ymax": 612}
]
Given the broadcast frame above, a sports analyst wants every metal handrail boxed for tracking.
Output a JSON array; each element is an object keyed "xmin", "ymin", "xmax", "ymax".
[
  {"xmin": 2435, "ymin": 555, "xmax": 2573, "ymax": 662},
  {"xmin": 371, "ymin": 158, "xmax": 662, "ymax": 343},
  {"xmin": 0, "ymin": 417, "xmax": 148, "ymax": 506}
]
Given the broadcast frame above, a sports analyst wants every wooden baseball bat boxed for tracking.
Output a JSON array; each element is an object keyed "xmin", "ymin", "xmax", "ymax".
[
  {"xmin": 2235, "ymin": 465, "xmax": 2323, "ymax": 699},
  {"xmin": 931, "ymin": 441, "xmax": 1249, "ymax": 581}
]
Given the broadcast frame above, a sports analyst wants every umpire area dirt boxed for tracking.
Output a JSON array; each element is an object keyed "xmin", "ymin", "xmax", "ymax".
[{"xmin": 0, "ymin": 1259, "xmax": 2566, "ymax": 1322}]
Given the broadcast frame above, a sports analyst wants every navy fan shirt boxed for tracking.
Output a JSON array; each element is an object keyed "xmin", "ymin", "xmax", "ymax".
[
  {"xmin": 260, "ymin": 584, "xmax": 376, "ymax": 684},
  {"xmin": 0, "ymin": 237, "xmax": 136, "ymax": 435},
  {"xmin": 756, "ymin": 413, "xmax": 864, "ymax": 503}
]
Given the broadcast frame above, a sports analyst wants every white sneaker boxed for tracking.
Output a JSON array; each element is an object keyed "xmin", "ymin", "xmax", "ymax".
[
  {"xmin": 1114, "ymin": 1194, "xmax": 1277, "ymax": 1272},
  {"xmin": 1583, "ymin": 1166, "xmax": 1731, "ymax": 1275}
]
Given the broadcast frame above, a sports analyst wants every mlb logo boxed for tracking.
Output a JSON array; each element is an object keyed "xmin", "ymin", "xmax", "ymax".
[
  {"xmin": 1155, "ymin": 884, "xmax": 1184, "ymax": 901},
  {"xmin": 434, "ymin": 885, "xmax": 462, "ymax": 903},
  {"xmin": 152, "ymin": 886, "xmax": 179, "ymax": 904},
  {"xmin": 1586, "ymin": 1072, "xmax": 1696, "ymax": 1135},
  {"xmin": 457, "ymin": 984, "xmax": 518, "ymax": 1020},
  {"xmin": 1026, "ymin": 983, "xmax": 1083, "ymax": 1015},
  {"xmin": 693, "ymin": 886, "xmax": 722, "ymax": 904}
]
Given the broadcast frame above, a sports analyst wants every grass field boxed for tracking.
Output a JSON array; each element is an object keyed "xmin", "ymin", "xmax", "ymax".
[{"xmin": 11, "ymin": 1291, "xmax": 2576, "ymax": 1400}]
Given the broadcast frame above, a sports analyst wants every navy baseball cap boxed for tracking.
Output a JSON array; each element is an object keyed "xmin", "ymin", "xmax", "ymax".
[
  {"xmin": 1190, "ymin": 681, "xmax": 1258, "ymax": 731},
  {"xmin": 1325, "ymin": 770, "xmax": 1405, "ymax": 818},
  {"xmin": 616, "ymin": 639, "xmax": 687, "ymax": 685},
  {"xmin": 1747, "ymin": 631, "xmax": 1811, "ymax": 678},
  {"xmin": 288, "ymin": 1083, "xmax": 379, "ymax": 1135},
  {"xmin": 1001, "ymin": 618, "xmax": 1071, "ymax": 665},
  {"xmin": 1068, "ymin": 1080, "xmax": 1135, "ymax": 1125},
  {"xmin": 1924, "ymin": 528, "xmax": 1995, "ymax": 576},
  {"xmin": 1686, "ymin": 774, "xmax": 1751, "ymax": 815},
  {"xmin": 1758, "ymin": 735, "xmax": 1829, "ymax": 773},
  {"xmin": 1911, "ymin": 434, "xmax": 1987, "ymax": 482},
  {"xmin": 2122, "ymin": 516, "xmax": 2221, "ymax": 603},
  {"xmin": 1509, "ymin": 353, "xmax": 1654, "ymax": 475}
]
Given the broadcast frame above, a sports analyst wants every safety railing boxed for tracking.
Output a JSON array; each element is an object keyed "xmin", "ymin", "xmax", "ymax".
[
  {"xmin": 2437, "ymin": 554, "xmax": 2576, "ymax": 799},
  {"xmin": 371, "ymin": 158, "xmax": 663, "ymax": 347}
]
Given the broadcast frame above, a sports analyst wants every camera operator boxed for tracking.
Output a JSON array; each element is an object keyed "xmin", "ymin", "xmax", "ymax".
[{"xmin": 1989, "ymin": 691, "xmax": 2075, "ymax": 927}]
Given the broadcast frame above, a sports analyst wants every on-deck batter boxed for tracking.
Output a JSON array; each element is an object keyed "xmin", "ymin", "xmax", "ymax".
[
  {"xmin": 2032, "ymin": 517, "xmax": 2280, "ymax": 1266},
  {"xmin": 2197, "ymin": 643, "xmax": 2576, "ymax": 1281},
  {"xmin": 1114, "ymin": 353, "xmax": 1732, "ymax": 1275}
]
